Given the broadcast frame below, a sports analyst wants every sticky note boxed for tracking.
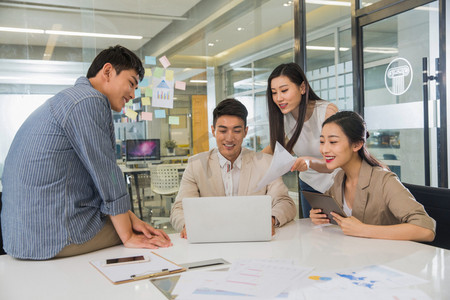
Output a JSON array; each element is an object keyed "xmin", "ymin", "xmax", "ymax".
[
  {"xmin": 125, "ymin": 100, "xmax": 133, "ymax": 107},
  {"xmin": 141, "ymin": 97, "xmax": 151, "ymax": 106},
  {"xmin": 141, "ymin": 111, "xmax": 153, "ymax": 121},
  {"xmin": 153, "ymin": 67, "xmax": 164, "ymax": 78},
  {"xmin": 154, "ymin": 109, "xmax": 166, "ymax": 118},
  {"xmin": 169, "ymin": 116, "xmax": 180, "ymax": 125},
  {"xmin": 145, "ymin": 68, "xmax": 152, "ymax": 77},
  {"xmin": 165, "ymin": 70, "xmax": 174, "ymax": 81},
  {"xmin": 159, "ymin": 55, "xmax": 171, "ymax": 69},
  {"xmin": 175, "ymin": 81, "xmax": 186, "ymax": 90},
  {"xmin": 140, "ymin": 78, "xmax": 149, "ymax": 87},
  {"xmin": 145, "ymin": 56, "xmax": 156, "ymax": 65},
  {"xmin": 134, "ymin": 89, "xmax": 141, "ymax": 98},
  {"xmin": 145, "ymin": 87, "xmax": 152, "ymax": 97},
  {"xmin": 125, "ymin": 108, "xmax": 138, "ymax": 120}
]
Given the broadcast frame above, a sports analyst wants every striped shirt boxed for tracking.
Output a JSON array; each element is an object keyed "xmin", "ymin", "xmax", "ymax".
[{"xmin": 1, "ymin": 77, "xmax": 130, "ymax": 260}]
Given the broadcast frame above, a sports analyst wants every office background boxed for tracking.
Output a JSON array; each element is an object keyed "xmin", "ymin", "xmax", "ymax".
[{"xmin": 0, "ymin": 0, "xmax": 449, "ymax": 199}]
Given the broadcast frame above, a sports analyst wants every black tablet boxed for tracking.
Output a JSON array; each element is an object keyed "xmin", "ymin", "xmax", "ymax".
[{"xmin": 302, "ymin": 191, "xmax": 347, "ymax": 225}]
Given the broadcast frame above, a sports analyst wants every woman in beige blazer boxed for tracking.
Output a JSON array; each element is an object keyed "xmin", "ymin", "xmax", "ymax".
[{"xmin": 311, "ymin": 111, "xmax": 435, "ymax": 242}]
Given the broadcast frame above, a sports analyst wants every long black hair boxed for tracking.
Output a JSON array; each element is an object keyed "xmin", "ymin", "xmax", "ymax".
[
  {"xmin": 322, "ymin": 111, "xmax": 384, "ymax": 168},
  {"xmin": 266, "ymin": 63, "xmax": 321, "ymax": 153}
]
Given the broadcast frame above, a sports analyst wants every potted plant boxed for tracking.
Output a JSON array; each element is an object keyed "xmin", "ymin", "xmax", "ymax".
[{"xmin": 164, "ymin": 139, "xmax": 177, "ymax": 155}]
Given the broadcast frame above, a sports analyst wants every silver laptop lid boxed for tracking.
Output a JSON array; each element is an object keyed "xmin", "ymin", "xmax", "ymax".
[{"xmin": 182, "ymin": 195, "xmax": 272, "ymax": 243}]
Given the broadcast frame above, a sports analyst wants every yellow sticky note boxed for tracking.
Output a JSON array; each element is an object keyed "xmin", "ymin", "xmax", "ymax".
[
  {"xmin": 141, "ymin": 97, "xmax": 151, "ymax": 106},
  {"xmin": 125, "ymin": 108, "xmax": 138, "ymax": 120},
  {"xmin": 145, "ymin": 68, "xmax": 152, "ymax": 77},
  {"xmin": 165, "ymin": 70, "xmax": 174, "ymax": 81}
]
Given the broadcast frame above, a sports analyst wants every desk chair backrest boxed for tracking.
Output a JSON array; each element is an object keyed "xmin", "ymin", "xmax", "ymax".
[
  {"xmin": 150, "ymin": 166, "xmax": 180, "ymax": 195},
  {"xmin": 404, "ymin": 183, "xmax": 450, "ymax": 250}
]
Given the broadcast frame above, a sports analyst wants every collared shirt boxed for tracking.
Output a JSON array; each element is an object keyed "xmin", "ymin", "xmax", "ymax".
[
  {"xmin": 217, "ymin": 150, "xmax": 242, "ymax": 197},
  {"xmin": 1, "ymin": 76, "xmax": 130, "ymax": 260}
]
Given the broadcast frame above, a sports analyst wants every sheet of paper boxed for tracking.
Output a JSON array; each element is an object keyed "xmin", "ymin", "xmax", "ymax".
[
  {"xmin": 145, "ymin": 87, "xmax": 152, "ymax": 97},
  {"xmin": 140, "ymin": 78, "xmax": 149, "ymax": 87},
  {"xmin": 90, "ymin": 252, "xmax": 183, "ymax": 283},
  {"xmin": 165, "ymin": 69, "xmax": 174, "ymax": 81},
  {"xmin": 169, "ymin": 116, "xmax": 179, "ymax": 125},
  {"xmin": 254, "ymin": 141, "xmax": 296, "ymax": 192},
  {"xmin": 145, "ymin": 56, "xmax": 156, "ymax": 65},
  {"xmin": 125, "ymin": 108, "xmax": 138, "ymax": 121},
  {"xmin": 141, "ymin": 97, "xmax": 151, "ymax": 106},
  {"xmin": 141, "ymin": 112, "xmax": 152, "ymax": 121},
  {"xmin": 145, "ymin": 68, "xmax": 152, "ymax": 77},
  {"xmin": 154, "ymin": 109, "xmax": 166, "ymax": 118},
  {"xmin": 159, "ymin": 55, "xmax": 171, "ymax": 68},
  {"xmin": 175, "ymin": 80, "xmax": 186, "ymax": 90},
  {"xmin": 203, "ymin": 261, "xmax": 312, "ymax": 298},
  {"xmin": 134, "ymin": 88, "xmax": 141, "ymax": 98}
]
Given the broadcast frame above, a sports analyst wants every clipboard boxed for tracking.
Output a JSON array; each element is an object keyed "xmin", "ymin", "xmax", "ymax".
[{"xmin": 90, "ymin": 252, "xmax": 186, "ymax": 284}]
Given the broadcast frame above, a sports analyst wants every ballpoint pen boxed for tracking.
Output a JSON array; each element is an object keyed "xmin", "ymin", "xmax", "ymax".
[{"xmin": 130, "ymin": 268, "xmax": 171, "ymax": 280}]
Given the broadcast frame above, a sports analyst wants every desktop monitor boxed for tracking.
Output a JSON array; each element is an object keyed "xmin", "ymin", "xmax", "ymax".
[{"xmin": 126, "ymin": 139, "xmax": 160, "ymax": 162}]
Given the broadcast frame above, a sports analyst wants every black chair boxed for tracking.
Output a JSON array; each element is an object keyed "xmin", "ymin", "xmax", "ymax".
[
  {"xmin": 403, "ymin": 183, "xmax": 450, "ymax": 250},
  {"xmin": 0, "ymin": 191, "xmax": 5, "ymax": 255}
]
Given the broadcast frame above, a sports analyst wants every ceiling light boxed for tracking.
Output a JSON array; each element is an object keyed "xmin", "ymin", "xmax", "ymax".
[
  {"xmin": 190, "ymin": 80, "xmax": 207, "ymax": 83},
  {"xmin": 0, "ymin": 26, "xmax": 44, "ymax": 34},
  {"xmin": 363, "ymin": 47, "xmax": 398, "ymax": 54},
  {"xmin": 237, "ymin": 27, "xmax": 244, "ymax": 31},
  {"xmin": 306, "ymin": 0, "xmax": 351, "ymax": 7},
  {"xmin": 307, "ymin": 45, "xmax": 349, "ymax": 51},
  {"xmin": 208, "ymin": 43, "xmax": 214, "ymax": 47},
  {"xmin": 45, "ymin": 30, "xmax": 143, "ymax": 40}
]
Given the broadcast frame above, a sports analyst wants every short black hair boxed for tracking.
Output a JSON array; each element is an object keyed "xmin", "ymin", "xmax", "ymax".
[
  {"xmin": 86, "ymin": 45, "xmax": 145, "ymax": 81},
  {"xmin": 213, "ymin": 98, "xmax": 248, "ymax": 127}
]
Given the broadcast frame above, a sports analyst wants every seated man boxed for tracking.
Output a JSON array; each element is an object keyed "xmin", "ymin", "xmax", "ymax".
[
  {"xmin": 170, "ymin": 98, "xmax": 296, "ymax": 238},
  {"xmin": 1, "ymin": 45, "xmax": 171, "ymax": 260}
]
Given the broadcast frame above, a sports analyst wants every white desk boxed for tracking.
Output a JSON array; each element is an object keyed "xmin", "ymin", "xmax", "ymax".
[{"xmin": 1, "ymin": 219, "xmax": 449, "ymax": 299}]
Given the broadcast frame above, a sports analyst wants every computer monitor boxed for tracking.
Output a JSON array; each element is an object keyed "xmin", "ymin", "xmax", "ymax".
[{"xmin": 126, "ymin": 139, "xmax": 160, "ymax": 162}]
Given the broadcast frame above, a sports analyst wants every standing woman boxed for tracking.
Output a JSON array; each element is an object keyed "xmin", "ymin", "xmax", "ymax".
[
  {"xmin": 263, "ymin": 63, "xmax": 338, "ymax": 217},
  {"xmin": 313, "ymin": 111, "xmax": 435, "ymax": 241}
]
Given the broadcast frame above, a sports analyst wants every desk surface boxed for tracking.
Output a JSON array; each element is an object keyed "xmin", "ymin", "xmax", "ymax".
[
  {"xmin": 119, "ymin": 163, "xmax": 186, "ymax": 173},
  {"xmin": 1, "ymin": 219, "xmax": 449, "ymax": 299}
]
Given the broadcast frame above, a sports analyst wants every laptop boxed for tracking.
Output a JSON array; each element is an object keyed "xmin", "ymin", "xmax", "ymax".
[{"xmin": 182, "ymin": 195, "xmax": 272, "ymax": 243}]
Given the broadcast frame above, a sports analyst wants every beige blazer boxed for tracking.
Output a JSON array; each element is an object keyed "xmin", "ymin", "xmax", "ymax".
[
  {"xmin": 325, "ymin": 160, "xmax": 436, "ymax": 233},
  {"xmin": 170, "ymin": 148, "xmax": 296, "ymax": 232}
]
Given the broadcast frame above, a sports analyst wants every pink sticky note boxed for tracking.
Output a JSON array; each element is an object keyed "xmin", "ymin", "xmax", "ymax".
[
  {"xmin": 141, "ymin": 111, "xmax": 153, "ymax": 121},
  {"xmin": 175, "ymin": 81, "xmax": 186, "ymax": 90},
  {"xmin": 159, "ymin": 55, "xmax": 171, "ymax": 69}
]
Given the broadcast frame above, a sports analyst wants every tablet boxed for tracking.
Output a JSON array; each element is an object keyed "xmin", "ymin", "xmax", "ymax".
[{"xmin": 302, "ymin": 191, "xmax": 347, "ymax": 225}]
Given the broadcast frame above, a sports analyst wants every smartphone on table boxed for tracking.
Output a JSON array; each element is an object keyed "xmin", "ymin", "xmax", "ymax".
[{"xmin": 103, "ymin": 255, "xmax": 150, "ymax": 267}]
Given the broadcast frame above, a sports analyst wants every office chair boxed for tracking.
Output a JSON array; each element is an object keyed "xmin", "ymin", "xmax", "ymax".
[
  {"xmin": 149, "ymin": 166, "xmax": 180, "ymax": 226},
  {"xmin": 403, "ymin": 183, "xmax": 450, "ymax": 250},
  {"xmin": 0, "ymin": 192, "xmax": 5, "ymax": 255}
]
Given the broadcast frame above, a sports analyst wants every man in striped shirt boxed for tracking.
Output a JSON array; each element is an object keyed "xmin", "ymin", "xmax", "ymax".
[{"xmin": 1, "ymin": 45, "xmax": 171, "ymax": 260}]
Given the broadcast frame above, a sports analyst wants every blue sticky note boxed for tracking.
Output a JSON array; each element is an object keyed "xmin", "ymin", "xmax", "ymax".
[
  {"xmin": 154, "ymin": 109, "xmax": 166, "ymax": 118},
  {"xmin": 134, "ymin": 89, "xmax": 141, "ymax": 98},
  {"xmin": 145, "ymin": 56, "xmax": 156, "ymax": 65},
  {"xmin": 140, "ymin": 78, "xmax": 149, "ymax": 87}
]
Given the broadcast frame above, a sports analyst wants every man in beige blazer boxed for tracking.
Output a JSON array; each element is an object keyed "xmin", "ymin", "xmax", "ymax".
[{"xmin": 170, "ymin": 99, "xmax": 296, "ymax": 237}]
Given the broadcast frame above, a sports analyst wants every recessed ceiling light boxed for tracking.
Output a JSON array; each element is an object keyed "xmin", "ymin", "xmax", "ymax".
[
  {"xmin": 237, "ymin": 27, "xmax": 244, "ymax": 31},
  {"xmin": 208, "ymin": 42, "xmax": 214, "ymax": 47}
]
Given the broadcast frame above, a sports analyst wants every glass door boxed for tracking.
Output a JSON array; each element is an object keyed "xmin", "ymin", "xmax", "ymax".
[{"xmin": 362, "ymin": 1, "xmax": 440, "ymax": 186}]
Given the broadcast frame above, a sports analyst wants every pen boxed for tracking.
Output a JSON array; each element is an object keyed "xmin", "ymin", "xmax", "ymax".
[
  {"xmin": 130, "ymin": 268, "xmax": 170, "ymax": 280},
  {"xmin": 188, "ymin": 262, "xmax": 224, "ymax": 269}
]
